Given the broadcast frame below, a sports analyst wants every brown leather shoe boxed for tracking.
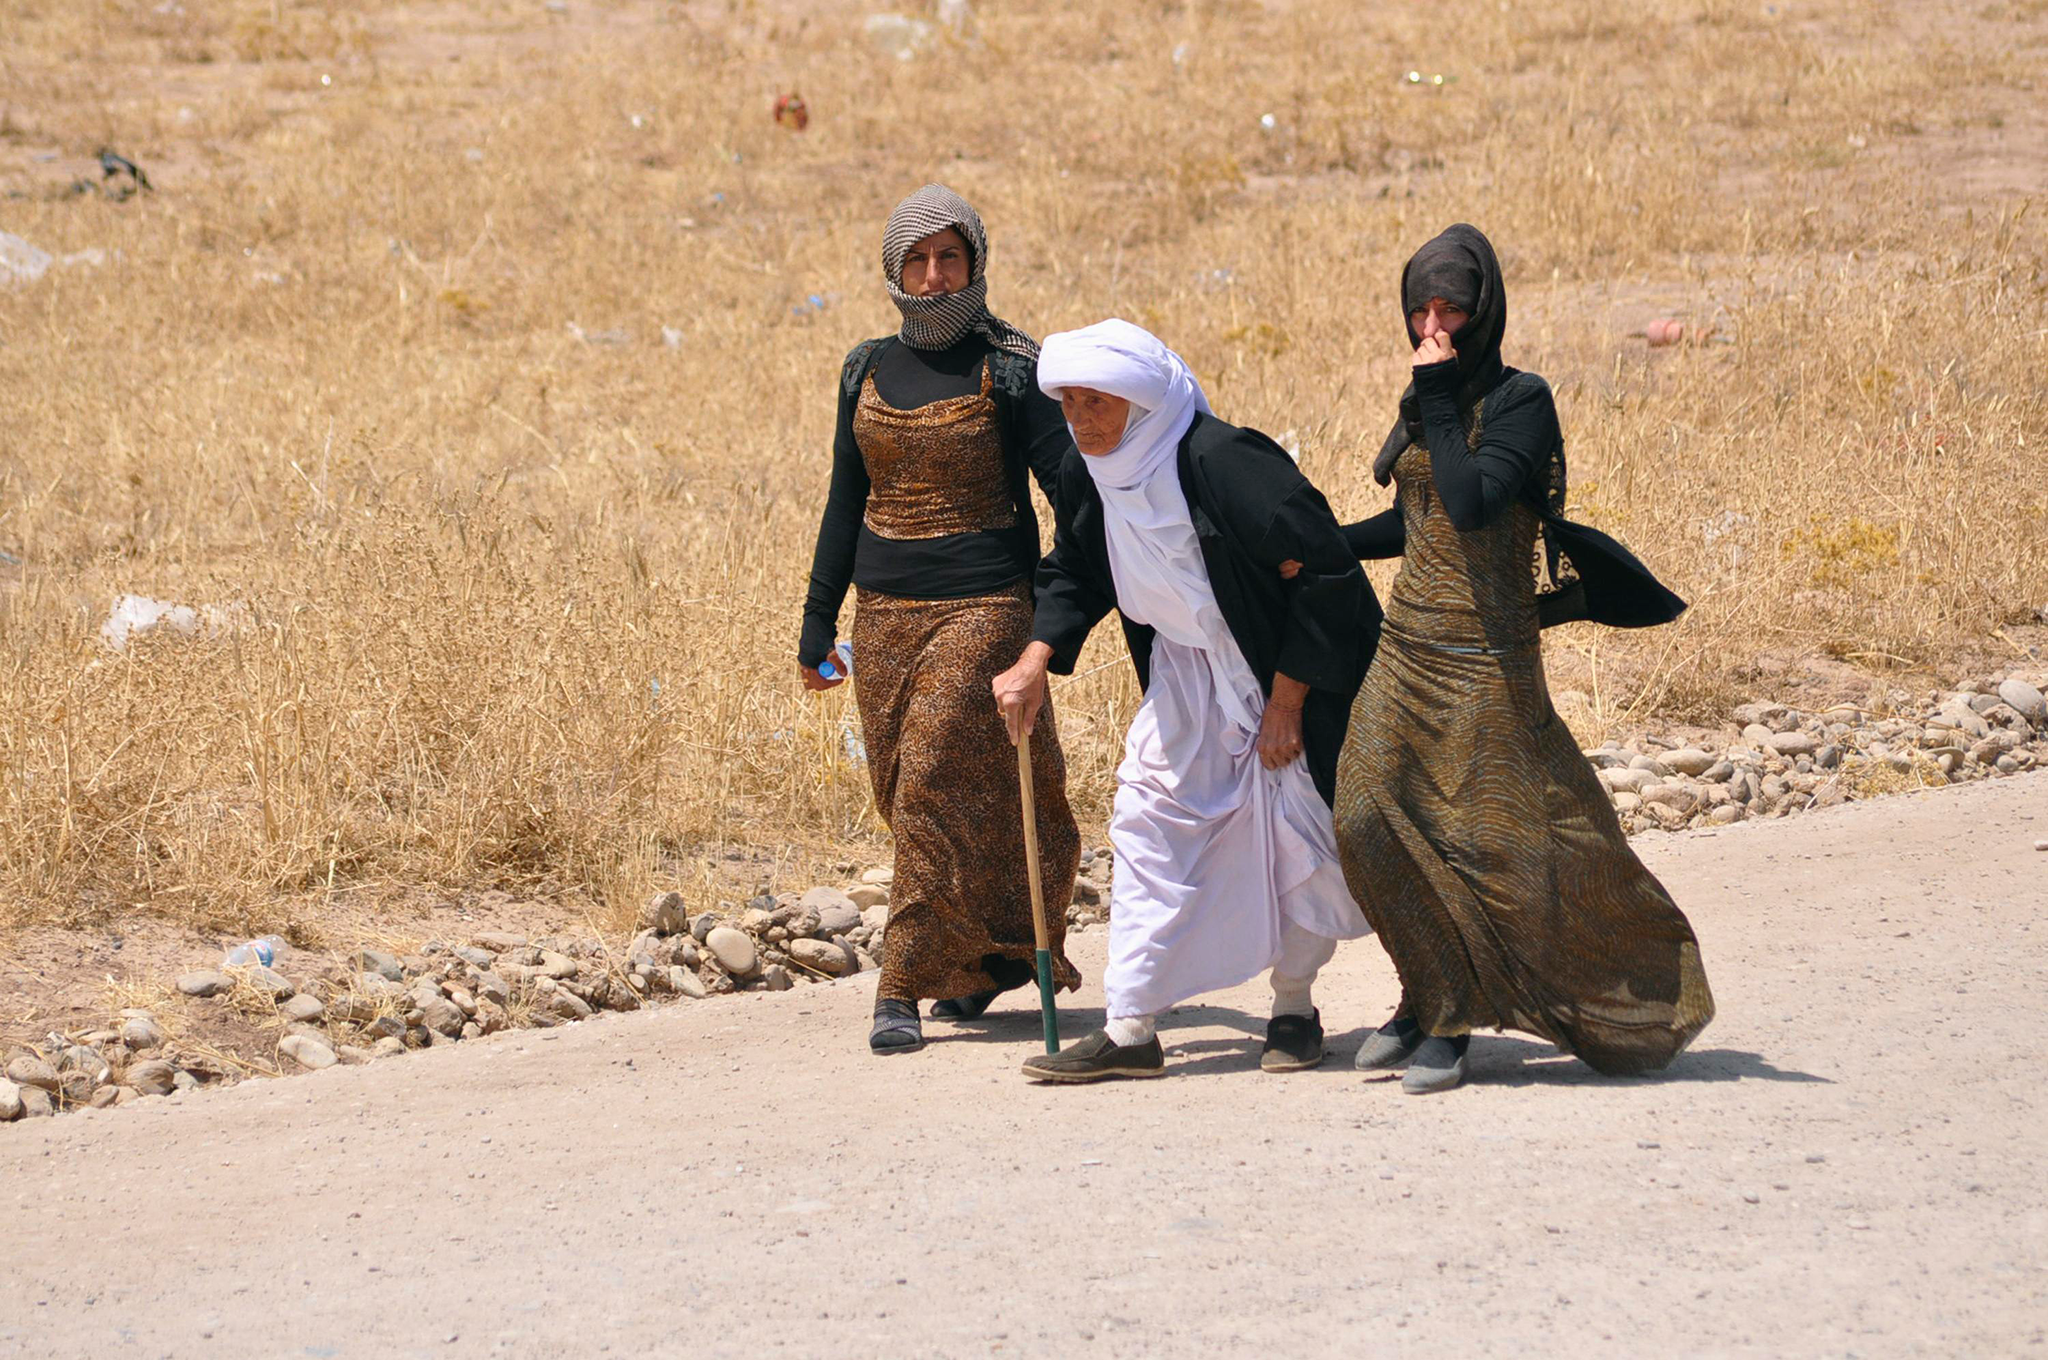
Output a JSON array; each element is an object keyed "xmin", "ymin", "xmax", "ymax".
[{"xmin": 1021, "ymin": 1029, "xmax": 1166, "ymax": 1083}]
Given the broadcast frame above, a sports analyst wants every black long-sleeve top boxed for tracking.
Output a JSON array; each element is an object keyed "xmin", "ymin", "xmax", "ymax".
[
  {"xmin": 1030, "ymin": 412, "xmax": 1383, "ymax": 805},
  {"xmin": 799, "ymin": 335, "xmax": 1072, "ymax": 666},
  {"xmin": 1339, "ymin": 362, "xmax": 1688, "ymax": 631},
  {"xmin": 1339, "ymin": 357, "xmax": 1554, "ymax": 557}
]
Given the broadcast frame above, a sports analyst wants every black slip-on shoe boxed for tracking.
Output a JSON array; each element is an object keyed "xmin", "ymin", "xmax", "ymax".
[
  {"xmin": 1355, "ymin": 1013, "xmax": 1424, "ymax": 1071},
  {"xmin": 870, "ymin": 998, "xmax": 925, "ymax": 1055},
  {"xmin": 930, "ymin": 987, "xmax": 1003, "ymax": 1021},
  {"xmin": 1020, "ymin": 1029, "xmax": 1166, "ymax": 1083},
  {"xmin": 1261, "ymin": 1009, "xmax": 1326, "ymax": 1072},
  {"xmin": 1402, "ymin": 1035, "xmax": 1469, "ymax": 1094}
]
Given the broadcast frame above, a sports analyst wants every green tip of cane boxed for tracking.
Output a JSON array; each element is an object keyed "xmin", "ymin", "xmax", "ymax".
[{"xmin": 1035, "ymin": 948, "xmax": 1058, "ymax": 1054}]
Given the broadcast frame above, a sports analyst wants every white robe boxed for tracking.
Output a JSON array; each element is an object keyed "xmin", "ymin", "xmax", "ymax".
[
  {"xmin": 1035, "ymin": 318, "xmax": 1368, "ymax": 1020},
  {"xmin": 1104, "ymin": 631, "xmax": 1368, "ymax": 1019}
]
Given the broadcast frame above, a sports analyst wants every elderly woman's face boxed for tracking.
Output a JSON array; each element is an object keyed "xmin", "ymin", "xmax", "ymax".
[
  {"xmin": 900, "ymin": 227, "xmax": 971, "ymax": 297},
  {"xmin": 1060, "ymin": 387, "xmax": 1133, "ymax": 456}
]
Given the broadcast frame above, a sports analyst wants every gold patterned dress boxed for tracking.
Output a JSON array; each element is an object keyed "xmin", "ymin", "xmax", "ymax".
[
  {"xmin": 849, "ymin": 368, "xmax": 1083, "ymax": 1003},
  {"xmin": 1331, "ymin": 435, "xmax": 1714, "ymax": 1075}
]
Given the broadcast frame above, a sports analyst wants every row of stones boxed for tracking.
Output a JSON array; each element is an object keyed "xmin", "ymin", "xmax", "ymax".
[
  {"xmin": 1594, "ymin": 675, "xmax": 2047, "ymax": 834},
  {"xmin": 1, "ymin": 843, "xmax": 1140, "ymax": 1123}
]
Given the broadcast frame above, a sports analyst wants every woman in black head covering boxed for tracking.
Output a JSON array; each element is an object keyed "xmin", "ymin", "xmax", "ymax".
[
  {"xmin": 1329, "ymin": 224, "xmax": 1715, "ymax": 1093},
  {"xmin": 799, "ymin": 185, "xmax": 1081, "ymax": 1055}
]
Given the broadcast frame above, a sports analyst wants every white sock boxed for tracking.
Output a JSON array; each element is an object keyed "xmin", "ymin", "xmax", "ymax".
[
  {"xmin": 1105, "ymin": 1014, "xmax": 1156, "ymax": 1046},
  {"xmin": 1270, "ymin": 974, "xmax": 1316, "ymax": 1019}
]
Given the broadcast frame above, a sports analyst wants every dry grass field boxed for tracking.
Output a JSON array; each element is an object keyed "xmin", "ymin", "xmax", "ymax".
[{"xmin": 1, "ymin": 0, "xmax": 2044, "ymax": 942}]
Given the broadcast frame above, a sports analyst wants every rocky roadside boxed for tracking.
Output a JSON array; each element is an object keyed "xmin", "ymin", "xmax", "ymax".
[
  {"xmin": 1591, "ymin": 670, "xmax": 2047, "ymax": 834},
  {"xmin": 0, "ymin": 852, "xmax": 1122, "ymax": 1126},
  {"xmin": 4, "ymin": 668, "xmax": 2042, "ymax": 1127}
]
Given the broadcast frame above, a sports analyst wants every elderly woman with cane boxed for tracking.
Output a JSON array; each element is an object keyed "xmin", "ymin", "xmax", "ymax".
[
  {"xmin": 800, "ymin": 185, "xmax": 1082, "ymax": 1056},
  {"xmin": 993, "ymin": 319, "xmax": 1382, "ymax": 1082}
]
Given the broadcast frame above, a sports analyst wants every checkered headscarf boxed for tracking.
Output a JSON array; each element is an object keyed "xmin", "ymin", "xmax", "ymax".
[{"xmin": 881, "ymin": 184, "xmax": 1038, "ymax": 359}]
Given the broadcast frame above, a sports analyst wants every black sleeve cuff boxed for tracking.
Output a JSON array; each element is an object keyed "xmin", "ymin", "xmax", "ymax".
[
  {"xmin": 1412, "ymin": 357, "xmax": 1462, "ymax": 406},
  {"xmin": 798, "ymin": 612, "xmax": 837, "ymax": 669},
  {"xmin": 1029, "ymin": 612, "xmax": 1087, "ymax": 675}
]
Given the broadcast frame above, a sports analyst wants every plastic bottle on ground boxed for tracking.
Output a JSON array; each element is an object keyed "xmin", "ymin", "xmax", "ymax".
[{"xmin": 224, "ymin": 935, "xmax": 286, "ymax": 968}]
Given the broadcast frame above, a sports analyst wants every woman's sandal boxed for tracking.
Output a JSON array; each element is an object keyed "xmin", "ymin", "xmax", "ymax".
[
  {"xmin": 930, "ymin": 988, "xmax": 1003, "ymax": 1021},
  {"xmin": 869, "ymin": 998, "xmax": 925, "ymax": 1054}
]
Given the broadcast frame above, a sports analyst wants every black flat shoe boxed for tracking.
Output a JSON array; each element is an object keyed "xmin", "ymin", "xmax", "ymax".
[
  {"xmin": 930, "ymin": 988, "xmax": 1002, "ymax": 1021},
  {"xmin": 1020, "ymin": 1029, "xmax": 1166, "ymax": 1083},
  {"xmin": 1354, "ymin": 1012, "xmax": 1424, "ymax": 1071},
  {"xmin": 1403, "ymin": 1034, "xmax": 1469, "ymax": 1094},
  {"xmin": 1261, "ymin": 1009, "xmax": 1325, "ymax": 1072},
  {"xmin": 869, "ymin": 998, "xmax": 925, "ymax": 1054}
]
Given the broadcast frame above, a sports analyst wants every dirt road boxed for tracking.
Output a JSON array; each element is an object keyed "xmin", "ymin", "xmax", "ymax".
[{"xmin": 3, "ymin": 774, "xmax": 2044, "ymax": 1358}]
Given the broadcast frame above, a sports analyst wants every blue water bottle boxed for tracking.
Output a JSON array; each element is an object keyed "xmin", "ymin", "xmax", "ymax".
[{"xmin": 817, "ymin": 640, "xmax": 854, "ymax": 681}]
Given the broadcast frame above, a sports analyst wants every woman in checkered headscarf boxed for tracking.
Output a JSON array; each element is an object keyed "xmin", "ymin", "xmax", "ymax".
[
  {"xmin": 798, "ymin": 185, "xmax": 1081, "ymax": 1056},
  {"xmin": 878, "ymin": 184, "xmax": 1039, "ymax": 359}
]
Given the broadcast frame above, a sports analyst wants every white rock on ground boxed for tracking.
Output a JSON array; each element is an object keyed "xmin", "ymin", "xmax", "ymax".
[
  {"xmin": 126, "ymin": 1060, "xmax": 177, "ymax": 1096},
  {"xmin": 279, "ymin": 1035, "xmax": 338, "ymax": 1070},
  {"xmin": 177, "ymin": 970, "xmax": 234, "ymax": 998},
  {"xmin": 787, "ymin": 938, "xmax": 852, "ymax": 977},
  {"xmin": 5, "ymin": 1056, "xmax": 58, "ymax": 1092},
  {"xmin": 1665, "ymin": 748, "xmax": 1716, "ymax": 777},
  {"xmin": 1766, "ymin": 732, "xmax": 1817, "ymax": 757},
  {"xmin": 808, "ymin": 891, "xmax": 862, "ymax": 938},
  {"xmin": 279, "ymin": 994, "xmax": 325, "ymax": 1024},
  {"xmin": 1998, "ymin": 678, "xmax": 2047, "ymax": 724},
  {"xmin": 846, "ymin": 883, "xmax": 889, "ymax": 910},
  {"xmin": 705, "ymin": 926, "xmax": 759, "ymax": 978}
]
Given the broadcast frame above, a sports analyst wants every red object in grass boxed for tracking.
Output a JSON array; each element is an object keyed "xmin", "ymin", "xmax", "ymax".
[
  {"xmin": 773, "ymin": 93, "xmax": 809, "ymax": 132},
  {"xmin": 1645, "ymin": 317, "xmax": 1685, "ymax": 347}
]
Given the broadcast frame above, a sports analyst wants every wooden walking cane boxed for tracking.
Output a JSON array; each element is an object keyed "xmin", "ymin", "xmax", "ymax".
[{"xmin": 1016, "ymin": 731, "xmax": 1060, "ymax": 1054}]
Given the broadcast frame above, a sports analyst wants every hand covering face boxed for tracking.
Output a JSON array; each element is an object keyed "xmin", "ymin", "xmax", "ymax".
[{"xmin": 1373, "ymin": 222, "xmax": 1509, "ymax": 485}]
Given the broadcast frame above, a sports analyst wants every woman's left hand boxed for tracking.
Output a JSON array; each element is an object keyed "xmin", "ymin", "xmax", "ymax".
[
  {"xmin": 1258, "ymin": 672, "xmax": 1311, "ymax": 770},
  {"xmin": 1257, "ymin": 700, "xmax": 1305, "ymax": 770},
  {"xmin": 1277, "ymin": 559, "xmax": 1302, "ymax": 580}
]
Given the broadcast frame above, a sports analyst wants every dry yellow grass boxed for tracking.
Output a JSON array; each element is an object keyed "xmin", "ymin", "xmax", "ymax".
[{"xmin": 0, "ymin": 0, "xmax": 2043, "ymax": 934}]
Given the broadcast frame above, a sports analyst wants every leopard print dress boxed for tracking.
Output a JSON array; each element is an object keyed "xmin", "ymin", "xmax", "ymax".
[{"xmin": 850, "ymin": 367, "xmax": 1082, "ymax": 1003}]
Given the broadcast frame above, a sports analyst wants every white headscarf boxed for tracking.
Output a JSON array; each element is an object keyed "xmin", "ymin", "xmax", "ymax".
[{"xmin": 1037, "ymin": 320, "xmax": 1219, "ymax": 651}]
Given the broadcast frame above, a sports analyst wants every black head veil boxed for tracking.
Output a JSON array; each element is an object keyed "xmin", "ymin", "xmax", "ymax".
[{"xmin": 1372, "ymin": 223, "xmax": 1509, "ymax": 485}]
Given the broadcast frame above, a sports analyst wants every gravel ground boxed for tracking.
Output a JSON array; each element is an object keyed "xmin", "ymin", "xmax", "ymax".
[{"xmin": 2, "ymin": 773, "xmax": 2043, "ymax": 1359}]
